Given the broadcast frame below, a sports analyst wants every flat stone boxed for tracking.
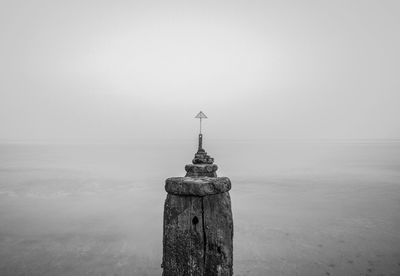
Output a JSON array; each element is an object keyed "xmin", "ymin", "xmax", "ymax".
[
  {"xmin": 185, "ymin": 164, "xmax": 218, "ymax": 177},
  {"xmin": 185, "ymin": 164, "xmax": 218, "ymax": 173},
  {"xmin": 165, "ymin": 177, "xmax": 231, "ymax": 196},
  {"xmin": 192, "ymin": 151, "xmax": 214, "ymax": 164}
]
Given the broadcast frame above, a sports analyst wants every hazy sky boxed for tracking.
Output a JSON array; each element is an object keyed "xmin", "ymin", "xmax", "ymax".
[{"xmin": 1, "ymin": 1, "xmax": 399, "ymax": 143}]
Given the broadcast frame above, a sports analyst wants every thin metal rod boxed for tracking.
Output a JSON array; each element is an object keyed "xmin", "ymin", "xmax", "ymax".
[{"xmin": 200, "ymin": 118, "xmax": 202, "ymax": 134}]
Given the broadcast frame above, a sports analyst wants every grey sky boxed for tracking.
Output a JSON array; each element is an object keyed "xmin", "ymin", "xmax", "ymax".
[{"xmin": 1, "ymin": 1, "xmax": 399, "ymax": 143}]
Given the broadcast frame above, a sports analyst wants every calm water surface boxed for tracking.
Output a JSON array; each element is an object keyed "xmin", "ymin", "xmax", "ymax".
[{"xmin": 0, "ymin": 141, "xmax": 399, "ymax": 275}]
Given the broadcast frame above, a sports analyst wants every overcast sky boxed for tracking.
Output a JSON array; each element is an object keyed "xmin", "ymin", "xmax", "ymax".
[{"xmin": 0, "ymin": 1, "xmax": 399, "ymax": 143}]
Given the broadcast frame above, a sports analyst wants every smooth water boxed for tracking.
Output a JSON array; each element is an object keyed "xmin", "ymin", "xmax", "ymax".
[{"xmin": 0, "ymin": 141, "xmax": 399, "ymax": 276}]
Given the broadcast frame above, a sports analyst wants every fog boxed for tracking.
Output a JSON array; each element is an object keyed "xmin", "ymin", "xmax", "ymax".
[
  {"xmin": 1, "ymin": 0, "xmax": 400, "ymax": 143},
  {"xmin": 1, "ymin": 1, "xmax": 400, "ymax": 276}
]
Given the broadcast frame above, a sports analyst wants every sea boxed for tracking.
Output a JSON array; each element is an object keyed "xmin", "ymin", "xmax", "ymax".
[{"xmin": 0, "ymin": 140, "xmax": 399, "ymax": 276}]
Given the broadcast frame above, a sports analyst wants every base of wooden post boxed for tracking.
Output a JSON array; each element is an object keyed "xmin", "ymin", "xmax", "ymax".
[{"xmin": 162, "ymin": 177, "xmax": 233, "ymax": 276}]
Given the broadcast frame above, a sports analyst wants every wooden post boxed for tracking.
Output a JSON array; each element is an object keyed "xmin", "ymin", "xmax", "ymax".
[{"xmin": 162, "ymin": 135, "xmax": 233, "ymax": 275}]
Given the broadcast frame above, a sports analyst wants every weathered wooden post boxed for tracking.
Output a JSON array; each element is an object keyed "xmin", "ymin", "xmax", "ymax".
[{"xmin": 162, "ymin": 111, "xmax": 233, "ymax": 276}]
